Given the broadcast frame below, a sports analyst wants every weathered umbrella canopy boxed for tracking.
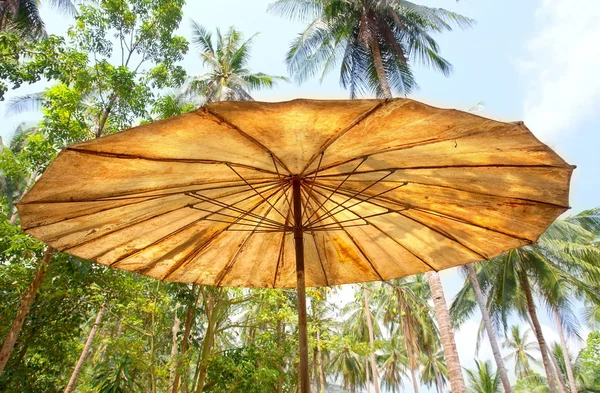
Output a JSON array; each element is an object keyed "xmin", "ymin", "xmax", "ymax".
[{"xmin": 17, "ymin": 98, "xmax": 573, "ymax": 393}]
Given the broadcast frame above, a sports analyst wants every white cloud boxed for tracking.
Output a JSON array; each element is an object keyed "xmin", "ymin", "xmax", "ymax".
[{"xmin": 517, "ymin": 0, "xmax": 600, "ymax": 141}]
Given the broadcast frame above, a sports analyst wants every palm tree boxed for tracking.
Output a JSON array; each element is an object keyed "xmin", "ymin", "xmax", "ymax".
[
  {"xmin": 269, "ymin": 0, "xmax": 473, "ymax": 98},
  {"xmin": 419, "ymin": 348, "xmax": 448, "ymax": 393},
  {"xmin": 502, "ymin": 326, "xmax": 539, "ymax": 379},
  {"xmin": 378, "ymin": 275, "xmax": 438, "ymax": 393},
  {"xmin": 378, "ymin": 335, "xmax": 408, "ymax": 393},
  {"xmin": 452, "ymin": 209, "xmax": 600, "ymax": 393},
  {"xmin": 465, "ymin": 360, "xmax": 501, "ymax": 393},
  {"xmin": 341, "ymin": 287, "xmax": 382, "ymax": 393},
  {"xmin": 0, "ymin": 0, "xmax": 76, "ymax": 40},
  {"xmin": 451, "ymin": 263, "xmax": 513, "ymax": 393},
  {"xmin": 427, "ymin": 271, "xmax": 467, "ymax": 392},
  {"xmin": 183, "ymin": 22, "xmax": 287, "ymax": 103},
  {"xmin": 328, "ymin": 339, "xmax": 366, "ymax": 393}
]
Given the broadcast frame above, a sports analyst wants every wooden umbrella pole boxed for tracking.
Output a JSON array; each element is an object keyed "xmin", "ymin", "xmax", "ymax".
[{"xmin": 293, "ymin": 176, "xmax": 310, "ymax": 393}]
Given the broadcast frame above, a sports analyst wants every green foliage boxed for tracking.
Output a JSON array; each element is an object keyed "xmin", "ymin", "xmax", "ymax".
[
  {"xmin": 465, "ymin": 360, "xmax": 500, "ymax": 393},
  {"xmin": 269, "ymin": 0, "xmax": 473, "ymax": 97},
  {"xmin": 578, "ymin": 332, "xmax": 600, "ymax": 386},
  {"xmin": 183, "ymin": 23, "xmax": 287, "ymax": 102},
  {"xmin": 513, "ymin": 372, "xmax": 549, "ymax": 393}
]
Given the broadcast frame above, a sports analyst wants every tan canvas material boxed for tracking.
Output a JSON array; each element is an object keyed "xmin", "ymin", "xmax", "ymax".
[{"xmin": 17, "ymin": 99, "xmax": 573, "ymax": 288}]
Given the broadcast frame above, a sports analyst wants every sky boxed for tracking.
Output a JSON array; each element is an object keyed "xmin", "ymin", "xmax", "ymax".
[{"xmin": 2, "ymin": 0, "xmax": 599, "ymax": 391}]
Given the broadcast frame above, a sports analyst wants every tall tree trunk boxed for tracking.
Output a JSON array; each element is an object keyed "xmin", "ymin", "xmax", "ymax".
[
  {"xmin": 409, "ymin": 362, "xmax": 419, "ymax": 393},
  {"xmin": 316, "ymin": 329, "xmax": 326, "ymax": 393},
  {"xmin": 554, "ymin": 308, "xmax": 578, "ymax": 393},
  {"xmin": 169, "ymin": 310, "xmax": 181, "ymax": 391},
  {"xmin": 521, "ymin": 273, "xmax": 558, "ymax": 393},
  {"xmin": 173, "ymin": 284, "xmax": 199, "ymax": 393},
  {"xmin": 195, "ymin": 289, "xmax": 219, "ymax": 393},
  {"xmin": 363, "ymin": 286, "xmax": 380, "ymax": 393},
  {"xmin": 370, "ymin": 40, "xmax": 392, "ymax": 99},
  {"xmin": 466, "ymin": 264, "xmax": 513, "ymax": 393},
  {"xmin": 0, "ymin": 247, "xmax": 54, "ymax": 376},
  {"xmin": 365, "ymin": 358, "xmax": 371, "ymax": 393},
  {"xmin": 543, "ymin": 339, "xmax": 568, "ymax": 393},
  {"xmin": 64, "ymin": 303, "xmax": 106, "ymax": 393},
  {"xmin": 426, "ymin": 271, "xmax": 466, "ymax": 393}
]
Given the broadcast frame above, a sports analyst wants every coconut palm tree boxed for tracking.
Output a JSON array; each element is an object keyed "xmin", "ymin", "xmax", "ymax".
[
  {"xmin": 377, "ymin": 335, "xmax": 408, "ymax": 393},
  {"xmin": 419, "ymin": 348, "xmax": 448, "ymax": 393},
  {"xmin": 465, "ymin": 360, "xmax": 501, "ymax": 393},
  {"xmin": 451, "ymin": 209, "xmax": 600, "ymax": 393},
  {"xmin": 183, "ymin": 22, "xmax": 287, "ymax": 103},
  {"xmin": 378, "ymin": 275, "xmax": 438, "ymax": 393},
  {"xmin": 427, "ymin": 271, "xmax": 467, "ymax": 392},
  {"xmin": 0, "ymin": 0, "xmax": 76, "ymax": 40},
  {"xmin": 269, "ymin": 0, "xmax": 473, "ymax": 98},
  {"xmin": 502, "ymin": 326, "xmax": 539, "ymax": 379},
  {"xmin": 451, "ymin": 262, "xmax": 513, "ymax": 393}
]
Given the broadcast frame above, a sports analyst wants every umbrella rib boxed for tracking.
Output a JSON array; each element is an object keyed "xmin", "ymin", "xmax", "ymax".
[
  {"xmin": 303, "ymin": 186, "xmax": 385, "ymax": 281},
  {"xmin": 202, "ymin": 107, "xmax": 292, "ymax": 175},
  {"xmin": 214, "ymin": 186, "xmax": 291, "ymax": 286},
  {"xmin": 187, "ymin": 187, "xmax": 287, "ymax": 229},
  {"xmin": 308, "ymin": 181, "xmax": 408, "ymax": 228},
  {"xmin": 84, "ymin": 185, "xmax": 283, "ymax": 264},
  {"xmin": 67, "ymin": 147, "xmax": 280, "ymax": 176},
  {"xmin": 227, "ymin": 163, "xmax": 289, "ymax": 223},
  {"xmin": 366, "ymin": 221, "xmax": 439, "ymax": 273},
  {"xmin": 187, "ymin": 206, "xmax": 283, "ymax": 230},
  {"xmin": 299, "ymin": 187, "xmax": 330, "ymax": 286},
  {"xmin": 273, "ymin": 205, "xmax": 294, "ymax": 288},
  {"xmin": 18, "ymin": 178, "xmax": 281, "ymax": 205},
  {"xmin": 55, "ymin": 183, "xmax": 281, "ymax": 252},
  {"xmin": 314, "ymin": 174, "xmax": 571, "ymax": 210},
  {"xmin": 21, "ymin": 181, "xmax": 282, "ymax": 231},
  {"xmin": 161, "ymin": 184, "xmax": 291, "ymax": 282},
  {"xmin": 303, "ymin": 157, "xmax": 368, "ymax": 226},
  {"xmin": 307, "ymin": 210, "xmax": 407, "ymax": 231},
  {"xmin": 302, "ymin": 184, "xmax": 366, "ymax": 229},
  {"xmin": 305, "ymin": 125, "xmax": 574, "ymax": 177},
  {"xmin": 270, "ymin": 153, "xmax": 293, "ymax": 225},
  {"xmin": 301, "ymin": 152, "xmax": 324, "ymax": 225},
  {"xmin": 396, "ymin": 211, "xmax": 489, "ymax": 260},
  {"xmin": 315, "ymin": 164, "xmax": 573, "ymax": 177},
  {"xmin": 312, "ymin": 183, "xmax": 410, "ymax": 213},
  {"xmin": 411, "ymin": 207, "xmax": 535, "ymax": 244},
  {"xmin": 305, "ymin": 171, "xmax": 403, "ymax": 227},
  {"xmin": 299, "ymin": 100, "xmax": 386, "ymax": 175},
  {"xmin": 313, "ymin": 182, "xmax": 539, "ymax": 243}
]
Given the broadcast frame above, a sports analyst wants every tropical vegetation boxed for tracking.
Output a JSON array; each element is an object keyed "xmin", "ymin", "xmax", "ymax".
[{"xmin": 1, "ymin": 0, "xmax": 598, "ymax": 392}]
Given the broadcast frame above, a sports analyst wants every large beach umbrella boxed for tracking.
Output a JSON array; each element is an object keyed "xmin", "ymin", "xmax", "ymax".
[{"xmin": 17, "ymin": 99, "xmax": 572, "ymax": 392}]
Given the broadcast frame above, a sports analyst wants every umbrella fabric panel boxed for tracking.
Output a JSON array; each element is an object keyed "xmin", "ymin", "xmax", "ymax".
[
  {"xmin": 68, "ymin": 112, "xmax": 277, "ymax": 173},
  {"xmin": 206, "ymin": 99, "xmax": 382, "ymax": 175}
]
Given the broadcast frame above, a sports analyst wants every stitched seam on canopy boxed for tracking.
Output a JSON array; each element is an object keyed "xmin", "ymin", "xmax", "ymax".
[
  {"xmin": 202, "ymin": 107, "xmax": 292, "ymax": 175},
  {"xmin": 299, "ymin": 100, "xmax": 386, "ymax": 175},
  {"xmin": 67, "ymin": 147, "xmax": 280, "ymax": 176}
]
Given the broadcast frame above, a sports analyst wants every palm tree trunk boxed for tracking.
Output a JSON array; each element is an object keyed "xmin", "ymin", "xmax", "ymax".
[
  {"xmin": 370, "ymin": 40, "xmax": 393, "ymax": 99},
  {"xmin": 553, "ymin": 308, "xmax": 578, "ymax": 393},
  {"xmin": 363, "ymin": 286, "xmax": 380, "ymax": 393},
  {"xmin": 169, "ymin": 311, "xmax": 181, "ymax": 391},
  {"xmin": 466, "ymin": 264, "xmax": 513, "ymax": 393},
  {"xmin": 173, "ymin": 284, "xmax": 199, "ymax": 393},
  {"xmin": 64, "ymin": 303, "xmax": 106, "ymax": 393},
  {"xmin": 365, "ymin": 358, "xmax": 371, "ymax": 393},
  {"xmin": 316, "ymin": 329, "xmax": 326, "ymax": 393},
  {"xmin": 0, "ymin": 247, "xmax": 54, "ymax": 376},
  {"xmin": 409, "ymin": 361, "xmax": 420, "ymax": 393},
  {"xmin": 521, "ymin": 273, "xmax": 558, "ymax": 393},
  {"xmin": 426, "ymin": 271, "xmax": 466, "ymax": 393}
]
